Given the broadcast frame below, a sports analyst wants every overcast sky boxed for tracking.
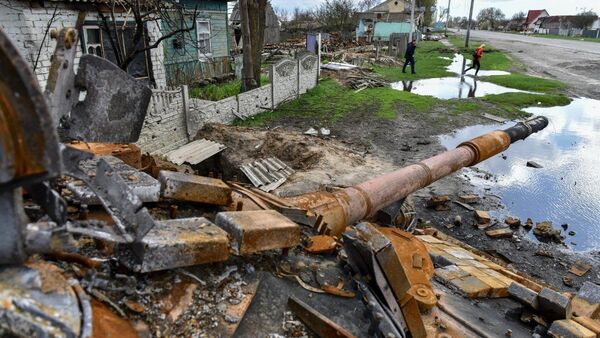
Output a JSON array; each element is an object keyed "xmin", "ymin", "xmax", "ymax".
[{"xmin": 270, "ymin": 0, "xmax": 600, "ymax": 19}]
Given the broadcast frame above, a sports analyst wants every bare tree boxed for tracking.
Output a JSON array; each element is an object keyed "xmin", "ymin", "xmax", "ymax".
[
  {"xmin": 512, "ymin": 11, "xmax": 526, "ymax": 21},
  {"xmin": 572, "ymin": 10, "xmax": 598, "ymax": 29},
  {"xmin": 315, "ymin": 0, "xmax": 357, "ymax": 32},
  {"xmin": 357, "ymin": 0, "xmax": 381, "ymax": 12},
  {"xmin": 477, "ymin": 7, "xmax": 506, "ymax": 30},
  {"xmin": 239, "ymin": 0, "xmax": 266, "ymax": 92},
  {"xmin": 416, "ymin": 0, "xmax": 437, "ymax": 27},
  {"xmin": 95, "ymin": 0, "xmax": 198, "ymax": 71}
]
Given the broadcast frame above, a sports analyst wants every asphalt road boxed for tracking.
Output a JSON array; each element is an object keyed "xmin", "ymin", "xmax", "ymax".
[{"xmin": 455, "ymin": 30, "xmax": 600, "ymax": 99}]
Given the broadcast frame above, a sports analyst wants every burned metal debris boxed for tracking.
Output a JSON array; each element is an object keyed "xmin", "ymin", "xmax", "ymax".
[{"xmin": 4, "ymin": 24, "xmax": 598, "ymax": 338}]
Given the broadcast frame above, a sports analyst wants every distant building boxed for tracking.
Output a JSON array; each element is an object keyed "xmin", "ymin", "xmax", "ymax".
[
  {"xmin": 356, "ymin": 0, "xmax": 421, "ymax": 42},
  {"xmin": 523, "ymin": 9, "xmax": 549, "ymax": 31},
  {"xmin": 534, "ymin": 15, "xmax": 599, "ymax": 36}
]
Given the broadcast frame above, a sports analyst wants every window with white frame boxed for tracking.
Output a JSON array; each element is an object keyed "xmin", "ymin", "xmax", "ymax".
[
  {"xmin": 83, "ymin": 26, "xmax": 103, "ymax": 57},
  {"xmin": 196, "ymin": 19, "xmax": 212, "ymax": 56}
]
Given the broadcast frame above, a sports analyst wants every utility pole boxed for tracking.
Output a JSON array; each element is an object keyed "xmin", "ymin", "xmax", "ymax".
[
  {"xmin": 409, "ymin": 0, "xmax": 416, "ymax": 41},
  {"xmin": 445, "ymin": 0, "xmax": 451, "ymax": 36},
  {"xmin": 464, "ymin": 0, "xmax": 475, "ymax": 47}
]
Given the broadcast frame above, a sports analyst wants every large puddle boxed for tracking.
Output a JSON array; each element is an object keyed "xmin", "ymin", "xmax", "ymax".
[
  {"xmin": 391, "ymin": 54, "xmax": 519, "ymax": 100},
  {"xmin": 391, "ymin": 77, "xmax": 526, "ymax": 100},
  {"xmin": 440, "ymin": 97, "xmax": 600, "ymax": 251}
]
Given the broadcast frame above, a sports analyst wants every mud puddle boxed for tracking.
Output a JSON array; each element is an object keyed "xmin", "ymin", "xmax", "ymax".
[
  {"xmin": 390, "ymin": 54, "xmax": 522, "ymax": 99},
  {"xmin": 439, "ymin": 97, "xmax": 600, "ymax": 251},
  {"xmin": 445, "ymin": 53, "xmax": 510, "ymax": 76},
  {"xmin": 391, "ymin": 77, "xmax": 526, "ymax": 99}
]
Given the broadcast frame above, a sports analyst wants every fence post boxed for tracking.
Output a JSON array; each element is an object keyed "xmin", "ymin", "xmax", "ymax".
[
  {"xmin": 296, "ymin": 59, "xmax": 301, "ymax": 99},
  {"xmin": 181, "ymin": 85, "xmax": 191, "ymax": 141},
  {"xmin": 270, "ymin": 64, "xmax": 275, "ymax": 110}
]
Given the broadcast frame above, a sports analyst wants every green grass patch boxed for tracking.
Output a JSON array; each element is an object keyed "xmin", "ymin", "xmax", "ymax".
[
  {"xmin": 189, "ymin": 75, "xmax": 270, "ymax": 101},
  {"xmin": 483, "ymin": 92, "xmax": 571, "ymax": 112},
  {"xmin": 481, "ymin": 74, "xmax": 567, "ymax": 93},
  {"xmin": 372, "ymin": 41, "xmax": 455, "ymax": 81},
  {"xmin": 235, "ymin": 79, "xmax": 438, "ymax": 127}
]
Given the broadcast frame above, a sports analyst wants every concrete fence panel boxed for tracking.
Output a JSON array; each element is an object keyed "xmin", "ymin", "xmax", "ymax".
[
  {"xmin": 271, "ymin": 58, "xmax": 299, "ymax": 106},
  {"xmin": 298, "ymin": 54, "xmax": 318, "ymax": 95},
  {"xmin": 237, "ymin": 84, "xmax": 273, "ymax": 118},
  {"xmin": 137, "ymin": 87, "xmax": 189, "ymax": 155}
]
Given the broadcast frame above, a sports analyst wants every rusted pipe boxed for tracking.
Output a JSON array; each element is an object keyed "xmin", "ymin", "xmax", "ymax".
[{"xmin": 291, "ymin": 117, "xmax": 549, "ymax": 236}]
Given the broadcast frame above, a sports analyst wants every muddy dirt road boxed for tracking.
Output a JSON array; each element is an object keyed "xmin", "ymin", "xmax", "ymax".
[{"xmin": 456, "ymin": 30, "xmax": 600, "ymax": 99}]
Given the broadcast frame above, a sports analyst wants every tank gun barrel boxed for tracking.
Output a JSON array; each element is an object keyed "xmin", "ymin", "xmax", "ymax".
[{"xmin": 291, "ymin": 117, "xmax": 549, "ymax": 236}]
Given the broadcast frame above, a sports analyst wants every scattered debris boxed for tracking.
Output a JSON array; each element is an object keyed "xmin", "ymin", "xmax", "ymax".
[
  {"xmin": 562, "ymin": 275, "xmax": 574, "ymax": 287},
  {"xmin": 486, "ymin": 228, "xmax": 513, "ymax": 238},
  {"xmin": 569, "ymin": 261, "xmax": 592, "ymax": 277},
  {"xmin": 458, "ymin": 194, "xmax": 480, "ymax": 204},
  {"xmin": 505, "ymin": 217, "xmax": 521, "ymax": 228},
  {"xmin": 453, "ymin": 200, "xmax": 475, "ymax": 211},
  {"xmin": 526, "ymin": 161, "xmax": 543, "ymax": 168},
  {"xmin": 165, "ymin": 138, "xmax": 227, "ymax": 165},
  {"xmin": 240, "ymin": 157, "xmax": 295, "ymax": 192},
  {"xmin": 288, "ymin": 296, "xmax": 357, "ymax": 338},
  {"xmin": 482, "ymin": 113, "xmax": 507, "ymax": 123},
  {"xmin": 533, "ymin": 221, "xmax": 564, "ymax": 243},
  {"xmin": 428, "ymin": 195, "xmax": 451, "ymax": 211},
  {"xmin": 159, "ymin": 170, "xmax": 232, "ymax": 205},
  {"xmin": 474, "ymin": 210, "xmax": 491, "ymax": 225},
  {"xmin": 305, "ymin": 235, "xmax": 338, "ymax": 254},
  {"xmin": 320, "ymin": 281, "xmax": 356, "ymax": 298}
]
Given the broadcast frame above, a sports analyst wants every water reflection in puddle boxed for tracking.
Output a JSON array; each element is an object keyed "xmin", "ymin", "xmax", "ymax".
[
  {"xmin": 439, "ymin": 98, "xmax": 600, "ymax": 251},
  {"xmin": 391, "ymin": 77, "xmax": 526, "ymax": 100},
  {"xmin": 446, "ymin": 53, "xmax": 511, "ymax": 77},
  {"xmin": 391, "ymin": 54, "xmax": 520, "ymax": 99}
]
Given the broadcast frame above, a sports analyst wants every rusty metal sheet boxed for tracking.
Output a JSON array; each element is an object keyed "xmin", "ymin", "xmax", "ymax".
[
  {"xmin": 288, "ymin": 296, "xmax": 357, "ymax": 338},
  {"xmin": 0, "ymin": 28, "xmax": 61, "ymax": 187},
  {"xmin": 215, "ymin": 210, "xmax": 300, "ymax": 255},
  {"xmin": 159, "ymin": 170, "xmax": 232, "ymax": 206}
]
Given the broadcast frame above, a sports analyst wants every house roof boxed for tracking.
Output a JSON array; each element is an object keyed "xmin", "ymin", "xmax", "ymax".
[
  {"xmin": 525, "ymin": 9, "xmax": 547, "ymax": 25},
  {"xmin": 367, "ymin": 0, "xmax": 411, "ymax": 13}
]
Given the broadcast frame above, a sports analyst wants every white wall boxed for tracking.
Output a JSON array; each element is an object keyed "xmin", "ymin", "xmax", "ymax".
[{"xmin": 0, "ymin": 0, "xmax": 166, "ymax": 89}]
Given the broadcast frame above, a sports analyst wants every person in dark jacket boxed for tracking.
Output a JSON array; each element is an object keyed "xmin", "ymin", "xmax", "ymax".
[{"xmin": 402, "ymin": 39, "xmax": 417, "ymax": 74}]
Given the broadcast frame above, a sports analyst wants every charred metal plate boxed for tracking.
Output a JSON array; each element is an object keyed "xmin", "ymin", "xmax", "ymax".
[
  {"xmin": 117, "ymin": 217, "xmax": 229, "ymax": 273},
  {"xmin": 60, "ymin": 55, "xmax": 151, "ymax": 143},
  {"xmin": 0, "ymin": 28, "xmax": 61, "ymax": 187},
  {"xmin": 68, "ymin": 156, "xmax": 160, "ymax": 205},
  {"xmin": 0, "ymin": 262, "xmax": 91, "ymax": 338}
]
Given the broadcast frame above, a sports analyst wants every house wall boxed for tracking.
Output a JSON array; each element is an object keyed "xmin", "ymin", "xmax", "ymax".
[
  {"xmin": 137, "ymin": 53, "xmax": 319, "ymax": 155},
  {"xmin": 0, "ymin": 0, "xmax": 166, "ymax": 89},
  {"xmin": 162, "ymin": 0, "xmax": 231, "ymax": 85}
]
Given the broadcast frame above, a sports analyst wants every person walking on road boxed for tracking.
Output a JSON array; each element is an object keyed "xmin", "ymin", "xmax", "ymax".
[
  {"xmin": 464, "ymin": 43, "xmax": 485, "ymax": 76},
  {"xmin": 402, "ymin": 39, "xmax": 417, "ymax": 74}
]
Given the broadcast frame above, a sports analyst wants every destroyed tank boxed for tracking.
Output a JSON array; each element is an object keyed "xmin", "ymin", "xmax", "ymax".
[{"xmin": 0, "ymin": 23, "xmax": 551, "ymax": 337}]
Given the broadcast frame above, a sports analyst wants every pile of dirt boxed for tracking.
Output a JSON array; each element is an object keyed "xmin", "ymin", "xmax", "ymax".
[
  {"xmin": 196, "ymin": 123, "xmax": 398, "ymax": 196},
  {"xmin": 259, "ymin": 132, "xmax": 322, "ymax": 170}
]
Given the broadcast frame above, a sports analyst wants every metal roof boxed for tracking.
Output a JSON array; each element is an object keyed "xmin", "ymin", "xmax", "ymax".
[
  {"xmin": 240, "ymin": 158, "xmax": 294, "ymax": 192},
  {"xmin": 165, "ymin": 138, "xmax": 226, "ymax": 165}
]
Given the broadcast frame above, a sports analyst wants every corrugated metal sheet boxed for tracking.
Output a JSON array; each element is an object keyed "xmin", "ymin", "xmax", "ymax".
[
  {"xmin": 165, "ymin": 139, "xmax": 226, "ymax": 165},
  {"xmin": 240, "ymin": 158, "xmax": 295, "ymax": 192}
]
